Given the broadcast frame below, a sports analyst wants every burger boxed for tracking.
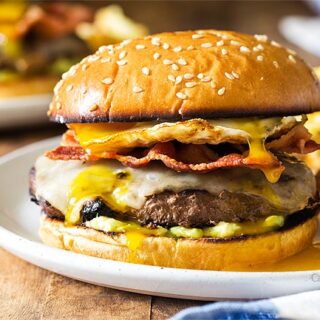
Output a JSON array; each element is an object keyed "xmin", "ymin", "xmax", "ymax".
[
  {"xmin": 30, "ymin": 30, "xmax": 320, "ymax": 271},
  {"xmin": 0, "ymin": 2, "xmax": 93, "ymax": 98}
]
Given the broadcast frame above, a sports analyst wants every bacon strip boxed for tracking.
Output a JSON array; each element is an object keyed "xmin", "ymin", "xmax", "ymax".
[
  {"xmin": 46, "ymin": 142, "xmax": 282, "ymax": 173},
  {"xmin": 267, "ymin": 124, "xmax": 320, "ymax": 154}
]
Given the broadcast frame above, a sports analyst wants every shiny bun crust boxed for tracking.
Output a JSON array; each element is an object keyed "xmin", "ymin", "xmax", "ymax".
[
  {"xmin": 48, "ymin": 30, "xmax": 320, "ymax": 123},
  {"xmin": 40, "ymin": 214, "xmax": 318, "ymax": 271},
  {"xmin": 0, "ymin": 76, "xmax": 58, "ymax": 98}
]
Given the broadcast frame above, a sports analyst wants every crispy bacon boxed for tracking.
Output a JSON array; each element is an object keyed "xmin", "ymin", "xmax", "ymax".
[
  {"xmin": 46, "ymin": 124, "xmax": 320, "ymax": 173},
  {"xmin": 267, "ymin": 124, "xmax": 320, "ymax": 154},
  {"xmin": 46, "ymin": 142, "xmax": 282, "ymax": 173},
  {"xmin": 46, "ymin": 146, "xmax": 87, "ymax": 161}
]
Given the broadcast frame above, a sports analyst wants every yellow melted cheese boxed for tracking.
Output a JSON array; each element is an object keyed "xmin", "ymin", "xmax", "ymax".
[{"xmin": 65, "ymin": 165, "xmax": 131, "ymax": 225}]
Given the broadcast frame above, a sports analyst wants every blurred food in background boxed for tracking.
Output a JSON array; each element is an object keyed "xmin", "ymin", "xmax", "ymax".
[
  {"xmin": 76, "ymin": 5, "xmax": 149, "ymax": 51},
  {"xmin": 0, "ymin": 1, "xmax": 148, "ymax": 98}
]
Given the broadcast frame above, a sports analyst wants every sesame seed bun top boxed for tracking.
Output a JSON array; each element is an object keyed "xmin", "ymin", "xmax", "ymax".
[{"xmin": 48, "ymin": 30, "xmax": 320, "ymax": 123}]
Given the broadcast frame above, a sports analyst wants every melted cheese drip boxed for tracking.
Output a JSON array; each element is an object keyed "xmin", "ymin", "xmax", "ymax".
[
  {"xmin": 70, "ymin": 117, "xmax": 292, "ymax": 183},
  {"xmin": 65, "ymin": 165, "xmax": 131, "ymax": 224},
  {"xmin": 239, "ymin": 242, "xmax": 320, "ymax": 272},
  {"xmin": 126, "ymin": 232, "xmax": 146, "ymax": 251}
]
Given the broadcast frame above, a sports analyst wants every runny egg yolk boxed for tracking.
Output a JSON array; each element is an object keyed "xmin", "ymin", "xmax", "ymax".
[{"xmin": 65, "ymin": 165, "xmax": 131, "ymax": 225}]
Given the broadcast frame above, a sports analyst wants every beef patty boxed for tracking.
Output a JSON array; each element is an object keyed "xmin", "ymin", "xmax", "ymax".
[{"xmin": 30, "ymin": 167, "xmax": 309, "ymax": 228}]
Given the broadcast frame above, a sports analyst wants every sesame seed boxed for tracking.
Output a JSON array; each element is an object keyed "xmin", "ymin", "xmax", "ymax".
[
  {"xmin": 142, "ymin": 67, "xmax": 150, "ymax": 75},
  {"xmin": 172, "ymin": 63, "xmax": 179, "ymax": 71},
  {"xmin": 201, "ymin": 76, "xmax": 211, "ymax": 82},
  {"xmin": 224, "ymin": 72, "xmax": 234, "ymax": 80},
  {"xmin": 288, "ymin": 54, "xmax": 296, "ymax": 63},
  {"xmin": 221, "ymin": 34, "xmax": 229, "ymax": 40},
  {"xmin": 184, "ymin": 73, "xmax": 194, "ymax": 80},
  {"xmin": 168, "ymin": 75, "xmax": 175, "ymax": 82},
  {"xmin": 256, "ymin": 44, "xmax": 264, "ymax": 50},
  {"xmin": 54, "ymin": 81, "xmax": 63, "ymax": 94},
  {"xmin": 102, "ymin": 77, "xmax": 113, "ymax": 85},
  {"xmin": 197, "ymin": 73, "xmax": 204, "ymax": 79},
  {"xmin": 230, "ymin": 40, "xmax": 241, "ymax": 46},
  {"xmin": 221, "ymin": 48, "xmax": 228, "ymax": 55},
  {"xmin": 81, "ymin": 87, "xmax": 87, "ymax": 94},
  {"xmin": 98, "ymin": 46, "xmax": 108, "ymax": 53},
  {"xmin": 88, "ymin": 55, "xmax": 100, "ymax": 62},
  {"xmin": 216, "ymin": 40, "xmax": 224, "ymax": 46},
  {"xmin": 153, "ymin": 52, "xmax": 160, "ymax": 60},
  {"xmin": 197, "ymin": 30, "xmax": 206, "ymax": 35},
  {"xmin": 176, "ymin": 92, "xmax": 187, "ymax": 100},
  {"xmin": 135, "ymin": 44, "xmax": 145, "ymax": 50},
  {"xmin": 257, "ymin": 55, "xmax": 264, "ymax": 61},
  {"xmin": 254, "ymin": 34, "xmax": 268, "ymax": 42},
  {"xmin": 151, "ymin": 37, "xmax": 160, "ymax": 46},
  {"xmin": 210, "ymin": 80, "xmax": 216, "ymax": 88},
  {"xmin": 173, "ymin": 46, "xmax": 182, "ymax": 52},
  {"xmin": 89, "ymin": 105, "xmax": 98, "ymax": 112},
  {"xmin": 56, "ymin": 102, "xmax": 62, "ymax": 110},
  {"xmin": 163, "ymin": 59, "xmax": 173, "ymax": 65},
  {"xmin": 260, "ymin": 77, "xmax": 264, "ymax": 81},
  {"xmin": 192, "ymin": 34, "xmax": 203, "ymax": 39},
  {"xmin": 121, "ymin": 39, "xmax": 132, "ymax": 46},
  {"xmin": 117, "ymin": 60, "xmax": 127, "ymax": 66},
  {"xmin": 101, "ymin": 57, "xmax": 111, "ymax": 63},
  {"xmin": 185, "ymin": 81, "xmax": 197, "ymax": 88},
  {"xmin": 133, "ymin": 86, "xmax": 144, "ymax": 93},
  {"xmin": 162, "ymin": 43, "xmax": 170, "ymax": 50},
  {"xmin": 240, "ymin": 46, "xmax": 250, "ymax": 53},
  {"xmin": 175, "ymin": 75, "xmax": 183, "ymax": 84},
  {"xmin": 271, "ymin": 41, "xmax": 281, "ymax": 48},
  {"xmin": 119, "ymin": 51, "xmax": 127, "ymax": 59},
  {"xmin": 178, "ymin": 58, "xmax": 187, "ymax": 65},
  {"xmin": 287, "ymin": 48, "xmax": 296, "ymax": 55},
  {"xmin": 187, "ymin": 45, "xmax": 194, "ymax": 50},
  {"xmin": 232, "ymin": 71, "xmax": 239, "ymax": 79},
  {"xmin": 62, "ymin": 72, "xmax": 69, "ymax": 80},
  {"xmin": 66, "ymin": 84, "xmax": 73, "ymax": 92},
  {"xmin": 202, "ymin": 42, "xmax": 213, "ymax": 48},
  {"xmin": 217, "ymin": 87, "xmax": 226, "ymax": 96}
]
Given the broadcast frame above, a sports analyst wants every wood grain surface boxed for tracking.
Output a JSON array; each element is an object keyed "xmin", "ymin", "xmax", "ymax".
[{"xmin": 0, "ymin": 1, "xmax": 319, "ymax": 319}]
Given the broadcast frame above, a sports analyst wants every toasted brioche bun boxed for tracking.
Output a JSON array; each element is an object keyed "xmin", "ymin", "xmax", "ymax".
[
  {"xmin": 40, "ymin": 212, "xmax": 318, "ymax": 271},
  {"xmin": 48, "ymin": 30, "xmax": 320, "ymax": 123},
  {"xmin": 0, "ymin": 75, "xmax": 58, "ymax": 98}
]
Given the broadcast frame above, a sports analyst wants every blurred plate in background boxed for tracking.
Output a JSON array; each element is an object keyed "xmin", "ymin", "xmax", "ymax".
[{"xmin": 0, "ymin": 94, "xmax": 52, "ymax": 129}]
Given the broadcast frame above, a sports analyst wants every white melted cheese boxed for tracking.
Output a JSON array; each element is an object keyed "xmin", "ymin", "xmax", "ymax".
[{"xmin": 35, "ymin": 155, "xmax": 315, "ymax": 215}]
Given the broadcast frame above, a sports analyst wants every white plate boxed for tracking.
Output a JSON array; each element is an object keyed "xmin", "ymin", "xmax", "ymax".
[
  {"xmin": 0, "ymin": 94, "xmax": 52, "ymax": 129},
  {"xmin": 0, "ymin": 137, "xmax": 319, "ymax": 301}
]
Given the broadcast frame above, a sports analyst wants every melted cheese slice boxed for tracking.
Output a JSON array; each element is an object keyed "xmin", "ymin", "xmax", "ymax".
[
  {"xmin": 69, "ymin": 116, "xmax": 300, "ymax": 183},
  {"xmin": 35, "ymin": 155, "xmax": 316, "ymax": 221}
]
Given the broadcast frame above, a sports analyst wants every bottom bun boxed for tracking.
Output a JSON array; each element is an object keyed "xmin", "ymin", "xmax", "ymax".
[
  {"xmin": 40, "ymin": 213, "xmax": 318, "ymax": 271},
  {"xmin": 0, "ymin": 75, "xmax": 58, "ymax": 98}
]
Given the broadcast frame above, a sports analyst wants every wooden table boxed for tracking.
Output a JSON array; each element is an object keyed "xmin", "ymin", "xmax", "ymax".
[{"xmin": 1, "ymin": 1, "xmax": 320, "ymax": 319}]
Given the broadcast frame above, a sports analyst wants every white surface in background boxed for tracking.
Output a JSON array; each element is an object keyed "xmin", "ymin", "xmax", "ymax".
[
  {"xmin": 0, "ymin": 94, "xmax": 52, "ymax": 129},
  {"xmin": 0, "ymin": 137, "xmax": 319, "ymax": 301},
  {"xmin": 280, "ymin": 16, "xmax": 320, "ymax": 57}
]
